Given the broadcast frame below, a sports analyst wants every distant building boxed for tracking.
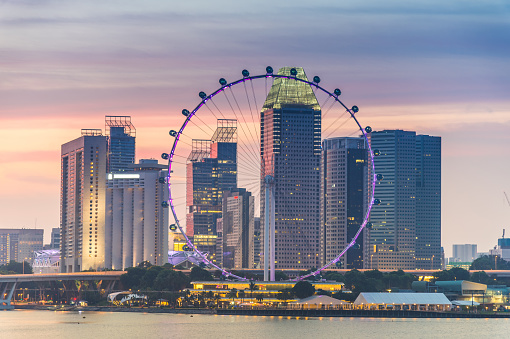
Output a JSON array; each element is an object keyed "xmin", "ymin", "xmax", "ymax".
[
  {"xmin": 105, "ymin": 159, "xmax": 169, "ymax": 269},
  {"xmin": 253, "ymin": 217, "xmax": 261, "ymax": 268},
  {"xmin": 105, "ymin": 116, "xmax": 136, "ymax": 172},
  {"xmin": 50, "ymin": 227, "xmax": 60, "ymax": 249},
  {"xmin": 186, "ymin": 120, "xmax": 237, "ymax": 261},
  {"xmin": 60, "ymin": 130, "xmax": 107, "ymax": 272},
  {"xmin": 216, "ymin": 189, "xmax": 255, "ymax": 269},
  {"xmin": 320, "ymin": 137, "xmax": 367, "ymax": 269},
  {"xmin": 489, "ymin": 238, "xmax": 510, "ymax": 262},
  {"xmin": 366, "ymin": 130, "xmax": 441, "ymax": 270},
  {"xmin": 261, "ymin": 67, "xmax": 321, "ymax": 270},
  {"xmin": 451, "ymin": 244, "xmax": 477, "ymax": 262},
  {"xmin": 0, "ymin": 229, "xmax": 43, "ymax": 265}
]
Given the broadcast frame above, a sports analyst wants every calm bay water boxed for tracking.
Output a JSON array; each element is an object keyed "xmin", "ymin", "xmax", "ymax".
[{"xmin": 1, "ymin": 310, "xmax": 509, "ymax": 339}]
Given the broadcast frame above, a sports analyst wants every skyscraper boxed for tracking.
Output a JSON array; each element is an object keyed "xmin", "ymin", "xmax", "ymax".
[
  {"xmin": 105, "ymin": 116, "xmax": 136, "ymax": 173},
  {"xmin": 367, "ymin": 130, "xmax": 441, "ymax": 270},
  {"xmin": 216, "ymin": 188, "xmax": 255, "ymax": 269},
  {"xmin": 261, "ymin": 67, "xmax": 321, "ymax": 271},
  {"xmin": 105, "ymin": 159, "xmax": 169, "ymax": 269},
  {"xmin": 320, "ymin": 137, "xmax": 367, "ymax": 269},
  {"xmin": 186, "ymin": 119, "xmax": 237, "ymax": 260},
  {"xmin": 415, "ymin": 134, "xmax": 441, "ymax": 269},
  {"xmin": 61, "ymin": 129, "xmax": 107, "ymax": 272}
]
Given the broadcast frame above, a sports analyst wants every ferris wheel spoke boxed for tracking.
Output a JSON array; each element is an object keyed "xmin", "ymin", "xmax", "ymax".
[{"xmin": 226, "ymin": 87, "xmax": 260, "ymax": 158}]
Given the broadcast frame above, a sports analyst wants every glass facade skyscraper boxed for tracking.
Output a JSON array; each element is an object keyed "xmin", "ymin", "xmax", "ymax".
[
  {"xmin": 367, "ymin": 130, "xmax": 441, "ymax": 270},
  {"xmin": 186, "ymin": 120, "xmax": 237, "ymax": 260},
  {"xmin": 261, "ymin": 67, "xmax": 321, "ymax": 270},
  {"xmin": 105, "ymin": 116, "xmax": 136, "ymax": 173},
  {"xmin": 320, "ymin": 137, "xmax": 367, "ymax": 269}
]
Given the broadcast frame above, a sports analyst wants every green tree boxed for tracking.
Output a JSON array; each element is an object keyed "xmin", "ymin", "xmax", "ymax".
[
  {"xmin": 292, "ymin": 281, "xmax": 316, "ymax": 299},
  {"xmin": 324, "ymin": 271, "xmax": 344, "ymax": 282},
  {"xmin": 120, "ymin": 266, "xmax": 147, "ymax": 290},
  {"xmin": 274, "ymin": 271, "xmax": 289, "ymax": 281},
  {"xmin": 189, "ymin": 266, "xmax": 213, "ymax": 281},
  {"xmin": 470, "ymin": 271, "xmax": 490, "ymax": 284},
  {"xmin": 141, "ymin": 266, "xmax": 164, "ymax": 289},
  {"xmin": 153, "ymin": 269, "xmax": 190, "ymax": 291},
  {"xmin": 227, "ymin": 288, "xmax": 238, "ymax": 303},
  {"xmin": 248, "ymin": 281, "xmax": 259, "ymax": 299},
  {"xmin": 471, "ymin": 255, "xmax": 510, "ymax": 270},
  {"xmin": 0, "ymin": 261, "xmax": 33, "ymax": 275}
]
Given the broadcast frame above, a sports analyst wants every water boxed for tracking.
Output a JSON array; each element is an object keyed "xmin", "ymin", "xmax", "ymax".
[{"xmin": 1, "ymin": 310, "xmax": 509, "ymax": 338}]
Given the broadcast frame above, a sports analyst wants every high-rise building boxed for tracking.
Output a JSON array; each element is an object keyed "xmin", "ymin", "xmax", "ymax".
[
  {"xmin": 47, "ymin": 227, "xmax": 60, "ymax": 250},
  {"xmin": 105, "ymin": 116, "xmax": 136, "ymax": 173},
  {"xmin": 452, "ymin": 244, "xmax": 477, "ymax": 263},
  {"xmin": 261, "ymin": 67, "xmax": 321, "ymax": 270},
  {"xmin": 415, "ymin": 134, "xmax": 442, "ymax": 269},
  {"xmin": 216, "ymin": 189, "xmax": 255, "ymax": 269},
  {"xmin": 320, "ymin": 137, "xmax": 367, "ymax": 269},
  {"xmin": 186, "ymin": 120, "xmax": 237, "ymax": 260},
  {"xmin": 105, "ymin": 159, "xmax": 169, "ymax": 269},
  {"xmin": 60, "ymin": 129, "xmax": 107, "ymax": 272},
  {"xmin": 366, "ymin": 130, "xmax": 441, "ymax": 270},
  {"xmin": 0, "ymin": 229, "xmax": 44, "ymax": 265}
]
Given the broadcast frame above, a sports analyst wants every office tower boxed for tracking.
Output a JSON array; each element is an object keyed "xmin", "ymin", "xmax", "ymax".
[
  {"xmin": 50, "ymin": 228, "xmax": 60, "ymax": 249},
  {"xmin": 105, "ymin": 159, "xmax": 169, "ymax": 269},
  {"xmin": 61, "ymin": 129, "xmax": 107, "ymax": 272},
  {"xmin": 186, "ymin": 119, "xmax": 237, "ymax": 260},
  {"xmin": 415, "ymin": 135, "xmax": 442, "ymax": 269},
  {"xmin": 105, "ymin": 116, "xmax": 136, "ymax": 172},
  {"xmin": 217, "ymin": 189, "xmax": 254, "ymax": 269},
  {"xmin": 452, "ymin": 244, "xmax": 477, "ymax": 262},
  {"xmin": 253, "ymin": 217, "xmax": 261, "ymax": 268},
  {"xmin": 0, "ymin": 229, "xmax": 44, "ymax": 265},
  {"xmin": 261, "ymin": 67, "xmax": 321, "ymax": 271},
  {"xmin": 320, "ymin": 137, "xmax": 367, "ymax": 269},
  {"xmin": 367, "ymin": 130, "xmax": 441, "ymax": 270}
]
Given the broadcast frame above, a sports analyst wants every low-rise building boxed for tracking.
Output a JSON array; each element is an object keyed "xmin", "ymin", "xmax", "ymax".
[{"xmin": 354, "ymin": 292, "xmax": 452, "ymax": 311}]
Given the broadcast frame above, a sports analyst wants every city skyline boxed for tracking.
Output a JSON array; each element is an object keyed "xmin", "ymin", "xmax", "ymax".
[{"xmin": 1, "ymin": 1, "xmax": 509, "ymax": 257}]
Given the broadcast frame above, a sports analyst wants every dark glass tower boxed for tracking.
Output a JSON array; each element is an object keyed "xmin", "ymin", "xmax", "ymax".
[
  {"xmin": 261, "ymin": 67, "xmax": 321, "ymax": 270},
  {"xmin": 320, "ymin": 137, "xmax": 367, "ymax": 269},
  {"xmin": 367, "ymin": 130, "xmax": 441, "ymax": 270},
  {"xmin": 186, "ymin": 120, "xmax": 237, "ymax": 260},
  {"xmin": 105, "ymin": 116, "xmax": 136, "ymax": 172}
]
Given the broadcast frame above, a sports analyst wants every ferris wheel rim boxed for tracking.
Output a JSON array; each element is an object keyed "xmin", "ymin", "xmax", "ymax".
[{"xmin": 165, "ymin": 69, "xmax": 377, "ymax": 282}]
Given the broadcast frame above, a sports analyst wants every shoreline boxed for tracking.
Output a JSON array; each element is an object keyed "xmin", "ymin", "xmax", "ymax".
[{"xmin": 12, "ymin": 304, "xmax": 510, "ymax": 318}]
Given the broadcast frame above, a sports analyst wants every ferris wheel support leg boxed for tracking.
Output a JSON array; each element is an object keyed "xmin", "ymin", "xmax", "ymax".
[
  {"xmin": 270, "ymin": 184, "xmax": 275, "ymax": 282},
  {"xmin": 264, "ymin": 178, "xmax": 270, "ymax": 281}
]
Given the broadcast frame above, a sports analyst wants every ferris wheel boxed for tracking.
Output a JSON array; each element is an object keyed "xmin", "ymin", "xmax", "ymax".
[{"xmin": 162, "ymin": 66, "xmax": 377, "ymax": 281}]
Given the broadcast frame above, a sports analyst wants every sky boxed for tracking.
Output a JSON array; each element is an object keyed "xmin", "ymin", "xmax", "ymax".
[{"xmin": 0, "ymin": 0, "xmax": 509, "ymax": 257}]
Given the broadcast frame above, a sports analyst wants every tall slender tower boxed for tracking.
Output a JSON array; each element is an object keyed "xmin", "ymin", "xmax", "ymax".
[
  {"xmin": 61, "ymin": 129, "xmax": 107, "ymax": 272},
  {"xmin": 415, "ymin": 134, "xmax": 441, "ymax": 269},
  {"xmin": 261, "ymin": 67, "xmax": 321, "ymax": 273}
]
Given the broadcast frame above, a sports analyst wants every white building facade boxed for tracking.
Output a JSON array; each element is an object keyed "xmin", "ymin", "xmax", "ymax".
[{"xmin": 105, "ymin": 160, "xmax": 169, "ymax": 269}]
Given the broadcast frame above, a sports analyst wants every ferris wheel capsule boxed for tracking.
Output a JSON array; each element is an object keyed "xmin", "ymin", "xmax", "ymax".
[
  {"xmin": 182, "ymin": 109, "xmax": 190, "ymax": 116},
  {"xmin": 334, "ymin": 88, "xmax": 341, "ymax": 96},
  {"xmin": 161, "ymin": 153, "xmax": 169, "ymax": 160},
  {"xmin": 242, "ymin": 69, "xmax": 249, "ymax": 77},
  {"xmin": 266, "ymin": 66, "xmax": 273, "ymax": 74},
  {"xmin": 219, "ymin": 78, "xmax": 227, "ymax": 86}
]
